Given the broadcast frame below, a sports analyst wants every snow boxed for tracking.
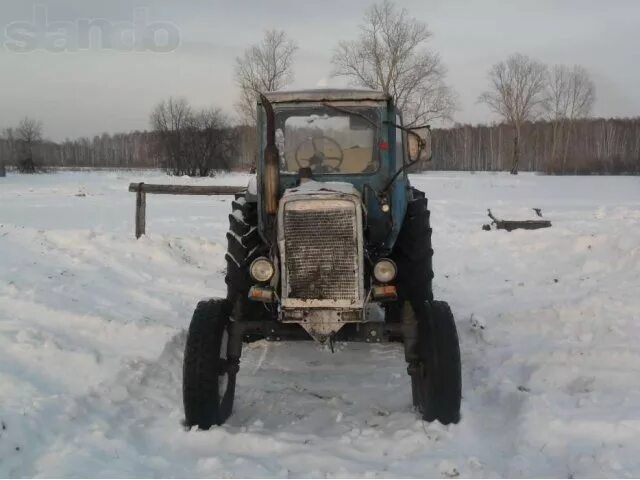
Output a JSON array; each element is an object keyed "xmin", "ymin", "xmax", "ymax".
[
  {"xmin": 1, "ymin": 170, "xmax": 640, "ymax": 477},
  {"xmin": 285, "ymin": 179, "xmax": 360, "ymax": 197}
]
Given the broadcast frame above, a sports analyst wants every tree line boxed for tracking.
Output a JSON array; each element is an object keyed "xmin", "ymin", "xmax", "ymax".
[
  {"xmin": 0, "ymin": 117, "xmax": 256, "ymax": 174},
  {"xmin": 0, "ymin": 128, "xmax": 159, "ymax": 171},
  {"xmin": 430, "ymin": 117, "xmax": 640, "ymax": 174},
  {"xmin": 3, "ymin": 115, "xmax": 638, "ymax": 175}
]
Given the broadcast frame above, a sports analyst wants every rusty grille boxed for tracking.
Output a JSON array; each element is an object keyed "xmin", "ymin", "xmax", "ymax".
[{"xmin": 283, "ymin": 202, "xmax": 359, "ymax": 301}]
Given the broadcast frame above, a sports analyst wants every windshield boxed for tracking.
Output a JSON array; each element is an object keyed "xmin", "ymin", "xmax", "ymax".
[{"xmin": 275, "ymin": 106, "xmax": 379, "ymax": 175}]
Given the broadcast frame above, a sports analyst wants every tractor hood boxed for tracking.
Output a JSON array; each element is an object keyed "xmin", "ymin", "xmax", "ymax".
[{"xmin": 282, "ymin": 180, "xmax": 361, "ymax": 199}]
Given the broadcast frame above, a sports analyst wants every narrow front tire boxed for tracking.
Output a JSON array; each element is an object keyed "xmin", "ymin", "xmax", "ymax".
[
  {"xmin": 183, "ymin": 298, "xmax": 237, "ymax": 429},
  {"xmin": 411, "ymin": 301, "xmax": 461, "ymax": 425}
]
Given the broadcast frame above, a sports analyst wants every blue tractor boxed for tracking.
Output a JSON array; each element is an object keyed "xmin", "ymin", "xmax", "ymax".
[{"xmin": 182, "ymin": 89, "xmax": 461, "ymax": 428}]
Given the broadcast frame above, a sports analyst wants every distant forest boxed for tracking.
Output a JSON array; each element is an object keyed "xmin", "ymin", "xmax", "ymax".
[
  {"xmin": 1, "ymin": 117, "xmax": 639, "ymax": 175},
  {"xmin": 0, "ymin": 126, "xmax": 256, "ymax": 173},
  {"xmin": 431, "ymin": 117, "xmax": 640, "ymax": 174}
]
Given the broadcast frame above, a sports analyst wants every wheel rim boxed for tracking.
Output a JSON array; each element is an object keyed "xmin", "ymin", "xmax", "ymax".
[{"xmin": 219, "ymin": 329, "xmax": 229, "ymax": 395}]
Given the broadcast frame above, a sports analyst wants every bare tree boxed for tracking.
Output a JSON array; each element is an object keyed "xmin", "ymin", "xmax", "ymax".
[
  {"xmin": 234, "ymin": 30, "xmax": 298, "ymax": 123},
  {"xmin": 151, "ymin": 97, "xmax": 238, "ymax": 176},
  {"xmin": 15, "ymin": 117, "xmax": 43, "ymax": 173},
  {"xmin": 544, "ymin": 64, "xmax": 595, "ymax": 172},
  {"xmin": 478, "ymin": 53, "xmax": 548, "ymax": 174},
  {"xmin": 0, "ymin": 128, "xmax": 10, "ymax": 177},
  {"xmin": 544, "ymin": 64, "xmax": 570, "ymax": 171},
  {"xmin": 183, "ymin": 108, "xmax": 238, "ymax": 176},
  {"xmin": 331, "ymin": 0, "xmax": 456, "ymax": 126},
  {"xmin": 150, "ymin": 97, "xmax": 192, "ymax": 175}
]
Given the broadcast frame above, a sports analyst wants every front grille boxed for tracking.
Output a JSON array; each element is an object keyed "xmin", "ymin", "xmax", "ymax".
[{"xmin": 283, "ymin": 200, "xmax": 359, "ymax": 301}]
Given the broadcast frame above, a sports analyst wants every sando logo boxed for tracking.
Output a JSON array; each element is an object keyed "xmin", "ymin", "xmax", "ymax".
[{"xmin": 3, "ymin": 5, "xmax": 180, "ymax": 53}]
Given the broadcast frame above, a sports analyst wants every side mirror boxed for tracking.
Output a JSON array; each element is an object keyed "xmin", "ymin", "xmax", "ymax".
[{"xmin": 407, "ymin": 126, "xmax": 432, "ymax": 163}]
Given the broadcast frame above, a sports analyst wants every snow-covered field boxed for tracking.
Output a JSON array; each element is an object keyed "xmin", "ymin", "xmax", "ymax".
[{"xmin": 1, "ymin": 170, "xmax": 639, "ymax": 478}]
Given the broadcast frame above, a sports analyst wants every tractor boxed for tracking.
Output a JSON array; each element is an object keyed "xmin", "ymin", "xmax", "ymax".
[{"xmin": 182, "ymin": 89, "xmax": 461, "ymax": 429}]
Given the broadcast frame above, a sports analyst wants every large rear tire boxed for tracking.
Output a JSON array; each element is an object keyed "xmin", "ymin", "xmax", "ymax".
[
  {"xmin": 225, "ymin": 193, "xmax": 271, "ymax": 332},
  {"xmin": 387, "ymin": 188, "xmax": 434, "ymax": 328},
  {"xmin": 183, "ymin": 298, "xmax": 236, "ymax": 429},
  {"xmin": 411, "ymin": 301, "xmax": 461, "ymax": 425},
  {"xmin": 225, "ymin": 193, "xmax": 261, "ymax": 305}
]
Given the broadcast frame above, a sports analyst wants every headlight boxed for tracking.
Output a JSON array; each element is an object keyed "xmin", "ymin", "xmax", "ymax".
[
  {"xmin": 250, "ymin": 257, "xmax": 275, "ymax": 283},
  {"xmin": 373, "ymin": 259, "xmax": 397, "ymax": 283}
]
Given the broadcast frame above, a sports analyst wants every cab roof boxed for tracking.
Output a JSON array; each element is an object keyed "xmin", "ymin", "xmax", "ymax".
[{"xmin": 261, "ymin": 88, "xmax": 390, "ymax": 104}]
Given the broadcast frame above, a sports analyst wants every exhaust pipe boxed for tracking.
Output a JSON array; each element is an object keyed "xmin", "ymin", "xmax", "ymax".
[{"xmin": 259, "ymin": 93, "xmax": 280, "ymax": 216}]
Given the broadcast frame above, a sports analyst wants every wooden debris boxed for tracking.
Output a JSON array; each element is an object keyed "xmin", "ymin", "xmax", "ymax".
[{"xmin": 485, "ymin": 209, "xmax": 552, "ymax": 232}]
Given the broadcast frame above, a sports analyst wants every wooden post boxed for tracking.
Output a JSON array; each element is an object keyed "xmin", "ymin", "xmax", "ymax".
[{"xmin": 135, "ymin": 182, "xmax": 146, "ymax": 239}]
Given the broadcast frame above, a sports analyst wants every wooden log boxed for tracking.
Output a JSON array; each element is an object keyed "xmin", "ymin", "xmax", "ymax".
[
  {"xmin": 128, "ymin": 183, "xmax": 244, "ymax": 195},
  {"xmin": 135, "ymin": 184, "xmax": 146, "ymax": 239},
  {"xmin": 486, "ymin": 209, "xmax": 551, "ymax": 232}
]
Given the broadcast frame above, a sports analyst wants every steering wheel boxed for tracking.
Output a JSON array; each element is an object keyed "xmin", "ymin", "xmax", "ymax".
[{"xmin": 294, "ymin": 136, "xmax": 344, "ymax": 173}]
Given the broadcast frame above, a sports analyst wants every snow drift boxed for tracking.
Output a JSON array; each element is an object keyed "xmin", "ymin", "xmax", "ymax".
[{"xmin": 1, "ymin": 171, "xmax": 639, "ymax": 477}]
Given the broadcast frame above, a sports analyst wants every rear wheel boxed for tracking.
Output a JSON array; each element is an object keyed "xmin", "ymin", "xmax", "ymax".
[
  {"xmin": 183, "ymin": 299, "xmax": 236, "ymax": 429},
  {"xmin": 226, "ymin": 193, "xmax": 261, "ymax": 306},
  {"xmin": 387, "ymin": 188, "xmax": 434, "ymax": 327},
  {"xmin": 225, "ymin": 193, "xmax": 270, "ymax": 331},
  {"xmin": 411, "ymin": 301, "xmax": 461, "ymax": 425}
]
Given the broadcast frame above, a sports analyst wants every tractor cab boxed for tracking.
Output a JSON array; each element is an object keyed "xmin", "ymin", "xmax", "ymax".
[{"xmin": 256, "ymin": 89, "xmax": 431, "ymax": 252}]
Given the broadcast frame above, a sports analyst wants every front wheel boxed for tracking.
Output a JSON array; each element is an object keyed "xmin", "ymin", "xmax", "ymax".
[
  {"xmin": 411, "ymin": 301, "xmax": 461, "ymax": 425},
  {"xmin": 183, "ymin": 298, "xmax": 236, "ymax": 429}
]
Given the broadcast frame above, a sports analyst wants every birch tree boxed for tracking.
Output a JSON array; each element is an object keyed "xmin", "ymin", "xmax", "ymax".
[
  {"xmin": 544, "ymin": 64, "xmax": 595, "ymax": 172},
  {"xmin": 234, "ymin": 30, "xmax": 298, "ymax": 123},
  {"xmin": 331, "ymin": 0, "xmax": 456, "ymax": 126},
  {"xmin": 478, "ymin": 53, "xmax": 548, "ymax": 174}
]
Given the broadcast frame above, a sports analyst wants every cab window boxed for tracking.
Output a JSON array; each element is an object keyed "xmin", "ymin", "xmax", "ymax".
[{"xmin": 275, "ymin": 106, "xmax": 380, "ymax": 175}]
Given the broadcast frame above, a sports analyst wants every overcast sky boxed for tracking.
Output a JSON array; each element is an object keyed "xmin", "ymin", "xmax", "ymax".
[{"xmin": 1, "ymin": 0, "xmax": 639, "ymax": 141}]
